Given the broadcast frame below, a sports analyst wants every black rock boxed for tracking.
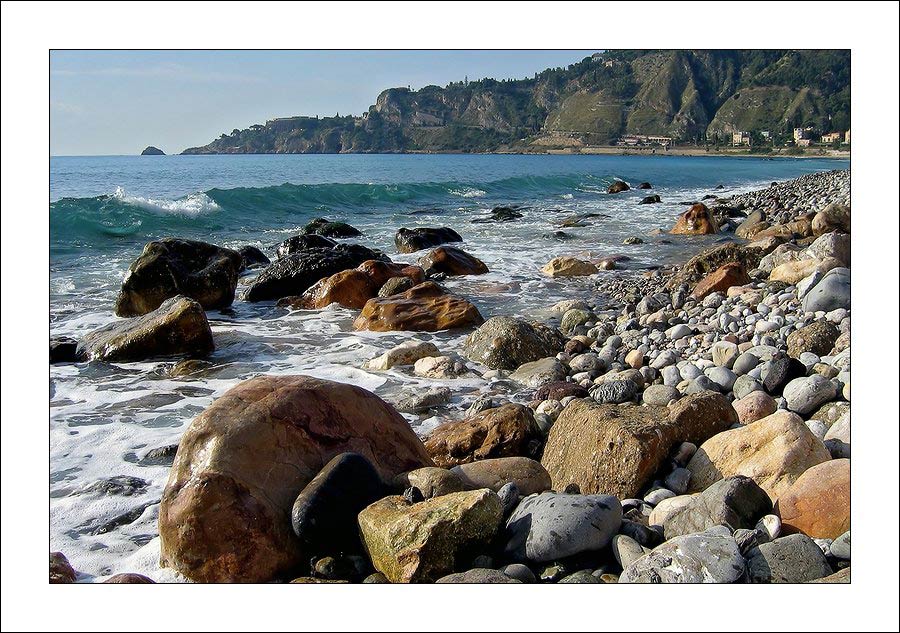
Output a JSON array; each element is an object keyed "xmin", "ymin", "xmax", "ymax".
[
  {"xmin": 276, "ymin": 234, "xmax": 337, "ymax": 259},
  {"xmin": 291, "ymin": 452, "xmax": 387, "ymax": 554},
  {"xmin": 394, "ymin": 227, "xmax": 462, "ymax": 253},
  {"xmin": 50, "ymin": 336, "xmax": 82, "ymax": 364},
  {"xmin": 138, "ymin": 444, "xmax": 179, "ymax": 467},
  {"xmin": 402, "ymin": 486, "xmax": 425, "ymax": 504},
  {"xmin": 761, "ymin": 355, "xmax": 807, "ymax": 395},
  {"xmin": 303, "ymin": 217, "xmax": 362, "ymax": 238},
  {"xmin": 746, "ymin": 534, "xmax": 833, "ymax": 583},
  {"xmin": 75, "ymin": 475, "xmax": 149, "ymax": 497},
  {"xmin": 639, "ymin": 195, "xmax": 662, "ymax": 205},
  {"xmin": 472, "ymin": 205, "xmax": 524, "ymax": 223},
  {"xmin": 140, "ymin": 146, "xmax": 165, "ymax": 156},
  {"xmin": 542, "ymin": 231, "xmax": 574, "ymax": 240},
  {"xmin": 638, "ymin": 182, "xmax": 652, "ymax": 189},
  {"xmin": 377, "ymin": 276, "xmax": 414, "ymax": 297},
  {"xmin": 591, "ymin": 380, "xmax": 639, "ymax": 404},
  {"xmin": 702, "ymin": 194, "xmax": 718, "ymax": 200},
  {"xmin": 236, "ymin": 245, "xmax": 270, "ymax": 271},
  {"xmin": 619, "ymin": 519, "xmax": 663, "ymax": 548},
  {"xmin": 91, "ymin": 501, "xmax": 156, "ymax": 535},
  {"xmin": 243, "ymin": 244, "xmax": 386, "ymax": 302}
]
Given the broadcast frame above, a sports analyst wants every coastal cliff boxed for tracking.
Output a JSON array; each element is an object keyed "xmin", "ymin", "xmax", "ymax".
[{"xmin": 182, "ymin": 50, "xmax": 850, "ymax": 154}]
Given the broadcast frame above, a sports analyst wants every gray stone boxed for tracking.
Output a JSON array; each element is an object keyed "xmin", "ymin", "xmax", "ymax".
[
  {"xmin": 802, "ymin": 268, "xmax": 850, "ymax": 313},
  {"xmin": 612, "ymin": 534, "xmax": 646, "ymax": 569},
  {"xmin": 500, "ymin": 563, "xmax": 536, "ymax": 583},
  {"xmin": 592, "ymin": 380, "xmax": 639, "ymax": 404},
  {"xmin": 393, "ymin": 387, "xmax": 452, "ymax": 413},
  {"xmin": 706, "ymin": 366, "xmax": 737, "ymax": 392},
  {"xmin": 663, "ymin": 475, "xmax": 772, "ymax": 540},
  {"xmin": 662, "ymin": 365, "xmax": 682, "ymax": 386},
  {"xmin": 642, "ymin": 384, "xmax": 680, "ymax": 406},
  {"xmin": 664, "ymin": 468, "xmax": 691, "ymax": 495},
  {"xmin": 559, "ymin": 570, "xmax": 601, "ymax": 583},
  {"xmin": 830, "ymin": 530, "xmax": 850, "ymax": 560},
  {"xmin": 510, "ymin": 358, "xmax": 567, "ymax": 388},
  {"xmin": 644, "ymin": 488, "xmax": 675, "ymax": 505},
  {"xmin": 497, "ymin": 482, "xmax": 521, "ymax": 517},
  {"xmin": 746, "ymin": 533, "xmax": 833, "ymax": 583},
  {"xmin": 666, "ymin": 324, "xmax": 694, "ymax": 340},
  {"xmin": 733, "ymin": 375, "xmax": 763, "ymax": 399},
  {"xmin": 783, "ymin": 375, "xmax": 840, "ymax": 415},
  {"xmin": 505, "ymin": 492, "xmax": 623, "ymax": 563},
  {"xmin": 685, "ymin": 375, "xmax": 720, "ymax": 394},
  {"xmin": 620, "ymin": 526, "xmax": 745, "ymax": 584},
  {"xmin": 436, "ymin": 568, "xmax": 522, "ymax": 583},
  {"xmin": 464, "ymin": 317, "xmax": 565, "ymax": 370}
]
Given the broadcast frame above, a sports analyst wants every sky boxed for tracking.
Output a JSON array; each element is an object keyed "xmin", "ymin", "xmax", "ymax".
[{"xmin": 50, "ymin": 50, "xmax": 597, "ymax": 156}]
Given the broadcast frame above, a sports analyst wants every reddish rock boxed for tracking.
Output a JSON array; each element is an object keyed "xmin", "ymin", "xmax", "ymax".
[
  {"xmin": 670, "ymin": 203, "xmax": 719, "ymax": 235},
  {"xmin": 356, "ymin": 260, "xmax": 425, "ymax": 287},
  {"xmin": 50, "ymin": 552, "xmax": 77, "ymax": 583},
  {"xmin": 418, "ymin": 246, "xmax": 488, "ymax": 276},
  {"xmin": 159, "ymin": 375, "xmax": 432, "ymax": 583},
  {"xmin": 292, "ymin": 269, "xmax": 378, "ymax": 310},
  {"xmin": 353, "ymin": 282, "xmax": 483, "ymax": 332},
  {"xmin": 103, "ymin": 573, "xmax": 155, "ymax": 583},
  {"xmin": 690, "ymin": 262, "xmax": 751, "ymax": 299},
  {"xmin": 424, "ymin": 404, "xmax": 537, "ymax": 468},
  {"xmin": 776, "ymin": 458, "xmax": 850, "ymax": 539}
]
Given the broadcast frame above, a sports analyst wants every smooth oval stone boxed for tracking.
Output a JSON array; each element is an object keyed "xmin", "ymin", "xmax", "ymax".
[
  {"xmin": 291, "ymin": 452, "xmax": 386, "ymax": 553},
  {"xmin": 500, "ymin": 563, "xmax": 536, "ymax": 583}
]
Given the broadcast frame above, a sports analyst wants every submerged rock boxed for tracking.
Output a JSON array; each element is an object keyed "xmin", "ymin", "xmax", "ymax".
[
  {"xmin": 303, "ymin": 217, "xmax": 362, "ymax": 238},
  {"xmin": 395, "ymin": 227, "xmax": 462, "ymax": 253}
]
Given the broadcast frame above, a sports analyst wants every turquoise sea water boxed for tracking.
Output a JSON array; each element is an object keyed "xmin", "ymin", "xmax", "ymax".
[{"xmin": 49, "ymin": 153, "xmax": 847, "ymax": 580}]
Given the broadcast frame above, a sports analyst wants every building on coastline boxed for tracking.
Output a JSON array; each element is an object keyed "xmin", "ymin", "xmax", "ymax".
[
  {"xmin": 844, "ymin": 129, "xmax": 851, "ymax": 144},
  {"xmin": 793, "ymin": 126, "xmax": 815, "ymax": 143},
  {"xmin": 731, "ymin": 131, "xmax": 751, "ymax": 146},
  {"xmin": 797, "ymin": 138, "xmax": 812, "ymax": 147},
  {"xmin": 760, "ymin": 130, "xmax": 772, "ymax": 140},
  {"xmin": 821, "ymin": 132, "xmax": 843, "ymax": 144},
  {"xmin": 617, "ymin": 134, "xmax": 673, "ymax": 148}
]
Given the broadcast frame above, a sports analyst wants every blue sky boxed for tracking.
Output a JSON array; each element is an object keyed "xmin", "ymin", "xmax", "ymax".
[{"xmin": 50, "ymin": 50, "xmax": 597, "ymax": 155}]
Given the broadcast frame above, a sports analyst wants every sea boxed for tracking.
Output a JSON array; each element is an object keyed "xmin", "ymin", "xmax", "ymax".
[{"xmin": 49, "ymin": 153, "xmax": 848, "ymax": 580}]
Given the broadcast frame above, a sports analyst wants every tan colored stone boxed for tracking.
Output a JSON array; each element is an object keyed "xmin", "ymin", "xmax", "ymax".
[
  {"xmin": 394, "ymin": 467, "xmax": 465, "ymax": 498},
  {"xmin": 776, "ymin": 458, "xmax": 850, "ymax": 539},
  {"xmin": 671, "ymin": 203, "xmax": 718, "ymax": 235},
  {"xmin": 541, "ymin": 256, "xmax": 598, "ymax": 278},
  {"xmin": 686, "ymin": 410, "xmax": 831, "ymax": 501},
  {"xmin": 691, "ymin": 262, "xmax": 751, "ymax": 299},
  {"xmin": 648, "ymin": 495, "xmax": 696, "ymax": 527},
  {"xmin": 357, "ymin": 489, "xmax": 502, "ymax": 583},
  {"xmin": 733, "ymin": 391, "xmax": 778, "ymax": 425},
  {"xmin": 450, "ymin": 457, "xmax": 552, "ymax": 495},
  {"xmin": 769, "ymin": 257, "xmax": 841, "ymax": 285}
]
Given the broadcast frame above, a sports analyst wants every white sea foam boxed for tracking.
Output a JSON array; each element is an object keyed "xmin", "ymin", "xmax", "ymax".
[
  {"xmin": 113, "ymin": 186, "xmax": 220, "ymax": 216},
  {"xmin": 449, "ymin": 186, "xmax": 486, "ymax": 198}
]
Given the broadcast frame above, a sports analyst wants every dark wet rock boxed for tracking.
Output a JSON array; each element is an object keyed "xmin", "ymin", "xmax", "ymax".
[
  {"xmin": 77, "ymin": 296, "xmax": 214, "ymax": 362},
  {"xmin": 472, "ymin": 205, "xmax": 525, "ymax": 223},
  {"xmin": 92, "ymin": 501, "xmax": 156, "ymax": 535},
  {"xmin": 243, "ymin": 244, "xmax": 385, "ymax": 302},
  {"xmin": 50, "ymin": 552, "xmax": 77, "ymax": 583},
  {"xmin": 746, "ymin": 533, "xmax": 833, "ymax": 583},
  {"xmin": 291, "ymin": 452, "xmax": 387, "ymax": 555},
  {"xmin": 418, "ymin": 246, "xmax": 488, "ymax": 276},
  {"xmin": 534, "ymin": 381, "xmax": 589, "ymax": 401},
  {"xmin": 608, "ymin": 181, "xmax": 630, "ymax": 194},
  {"xmin": 638, "ymin": 182, "xmax": 652, "ymax": 189},
  {"xmin": 75, "ymin": 475, "xmax": 149, "ymax": 497},
  {"xmin": 115, "ymin": 238, "xmax": 243, "ymax": 317},
  {"xmin": 378, "ymin": 276, "xmax": 415, "ymax": 297},
  {"xmin": 138, "ymin": 444, "xmax": 179, "ymax": 467},
  {"xmin": 303, "ymin": 217, "xmax": 362, "ymax": 238},
  {"xmin": 437, "ymin": 568, "xmax": 522, "ymax": 583},
  {"xmin": 639, "ymin": 195, "xmax": 661, "ymax": 204},
  {"xmin": 276, "ymin": 234, "xmax": 337, "ymax": 259},
  {"xmin": 591, "ymin": 380, "xmax": 639, "ymax": 404},
  {"xmin": 394, "ymin": 227, "xmax": 462, "ymax": 253},
  {"xmin": 50, "ymin": 336, "xmax": 81, "ymax": 363},
  {"xmin": 354, "ymin": 282, "xmax": 483, "ymax": 332},
  {"xmin": 236, "ymin": 245, "xmax": 270, "ymax": 270}
]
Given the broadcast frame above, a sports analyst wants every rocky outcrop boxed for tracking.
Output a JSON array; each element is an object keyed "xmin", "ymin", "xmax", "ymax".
[
  {"xmin": 463, "ymin": 316, "xmax": 565, "ymax": 370},
  {"xmin": 424, "ymin": 404, "xmax": 537, "ymax": 468},
  {"xmin": 276, "ymin": 234, "xmax": 337, "ymax": 259},
  {"xmin": 159, "ymin": 375, "xmax": 432, "ymax": 583},
  {"xmin": 667, "ymin": 243, "xmax": 765, "ymax": 290},
  {"xmin": 353, "ymin": 282, "xmax": 483, "ymax": 332},
  {"xmin": 243, "ymin": 244, "xmax": 384, "ymax": 302},
  {"xmin": 77, "ymin": 296, "xmax": 214, "ymax": 362},
  {"xmin": 670, "ymin": 203, "xmax": 718, "ymax": 235},
  {"xmin": 395, "ymin": 227, "xmax": 462, "ymax": 253},
  {"xmin": 418, "ymin": 246, "xmax": 488, "ymax": 276},
  {"xmin": 357, "ymin": 489, "xmax": 502, "ymax": 583},
  {"xmin": 115, "ymin": 238, "xmax": 243, "ymax": 316},
  {"xmin": 140, "ymin": 146, "xmax": 165, "ymax": 155}
]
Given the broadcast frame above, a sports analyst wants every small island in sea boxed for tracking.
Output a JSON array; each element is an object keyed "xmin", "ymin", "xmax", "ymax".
[{"xmin": 140, "ymin": 145, "xmax": 165, "ymax": 155}]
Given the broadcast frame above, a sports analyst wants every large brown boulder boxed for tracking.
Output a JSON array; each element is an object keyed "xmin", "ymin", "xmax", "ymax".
[
  {"xmin": 158, "ymin": 375, "xmax": 432, "ymax": 583},
  {"xmin": 776, "ymin": 458, "xmax": 850, "ymax": 539},
  {"xmin": 424, "ymin": 404, "xmax": 537, "ymax": 468},
  {"xmin": 358, "ymin": 489, "xmax": 502, "ymax": 583},
  {"xmin": 357, "ymin": 260, "xmax": 425, "ymax": 288},
  {"xmin": 353, "ymin": 282, "xmax": 483, "ymax": 332},
  {"xmin": 541, "ymin": 256, "xmax": 598, "ymax": 278},
  {"xmin": 77, "ymin": 295, "xmax": 213, "ymax": 362},
  {"xmin": 607, "ymin": 180, "xmax": 630, "ymax": 194},
  {"xmin": 668, "ymin": 392, "xmax": 740, "ymax": 439},
  {"xmin": 687, "ymin": 410, "xmax": 831, "ymax": 501},
  {"xmin": 451, "ymin": 457, "xmax": 552, "ymax": 496},
  {"xmin": 541, "ymin": 396, "xmax": 735, "ymax": 498},
  {"xmin": 670, "ymin": 203, "xmax": 718, "ymax": 235},
  {"xmin": 690, "ymin": 262, "xmax": 751, "ymax": 299},
  {"xmin": 115, "ymin": 238, "xmax": 243, "ymax": 317},
  {"xmin": 754, "ymin": 217, "xmax": 814, "ymax": 240},
  {"xmin": 418, "ymin": 246, "xmax": 488, "ymax": 276},
  {"xmin": 811, "ymin": 203, "xmax": 850, "ymax": 236},
  {"xmin": 281, "ymin": 260, "xmax": 425, "ymax": 310}
]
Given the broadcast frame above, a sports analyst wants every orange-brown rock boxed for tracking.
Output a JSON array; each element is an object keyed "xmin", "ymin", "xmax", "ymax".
[
  {"xmin": 418, "ymin": 246, "xmax": 488, "ymax": 276},
  {"xmin": 292, "ymin": 269, "xmax": 377, "ymax": 309},
  {"xmin": 776, "ymin": 458, "xmax": 850, "ymax": 539},
  {"xmin": 50, "ymin": 552, "xmax": 77, "ymax": 583},
  {"xmin": 424, "ymin": 403, "xmax": 537, "ymax": 468},
  {"xmin": 353, "ymin": 282, "xmax": 484, "ymax": 332},
  {"xmin": 691, "ymin": 262, "xmax": 751, "ymax": 299},
  {"xmin": 356, "ymin": 260, "xmax": 425, "ymax": 287},
  {"xmin": 670, "ymin": 203, "xmax": 719, "ymax": 235},
  {"xmin": 159, "ymin": 375, "xmax": 432, "ymax": 583}
]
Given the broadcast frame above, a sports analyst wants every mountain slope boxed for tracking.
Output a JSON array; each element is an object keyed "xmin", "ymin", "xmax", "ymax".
[{"xmin": 182, "ymin": 50, "xmax": 849, "ymax": 154}]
